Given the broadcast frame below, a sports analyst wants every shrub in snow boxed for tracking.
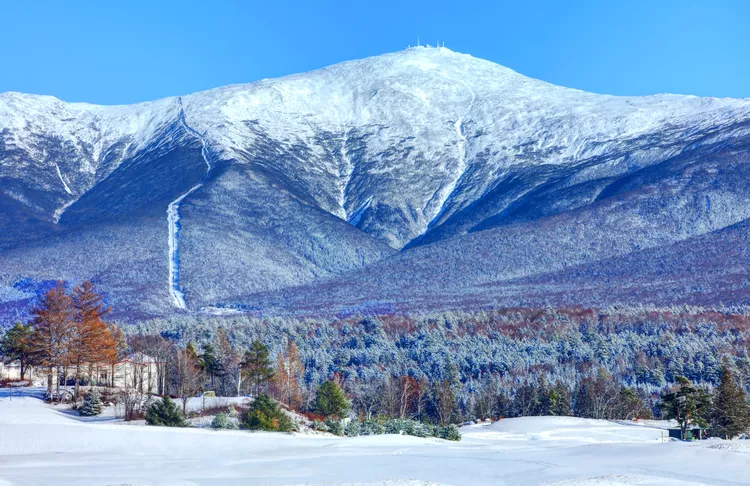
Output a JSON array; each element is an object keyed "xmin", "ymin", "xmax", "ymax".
[
  {"xmin": 360, "ymin": 419, "xmax": 386, "ymax": 436},
  {"xmin": 145, "ymin": 396, "xmax": 186, "ymax": 427},
  {"xmin": 385, "ymin": 418, "xmax": 439, "ymax": 438},
  {"xmin": 211, "ymin": 412, "xmax": 238, "ymax": 430},
  {"xmin": 438, "ymin": 424, "xmax": 461, "ymax": 441},
  {"xmin": 345, "ymin": 419, "xmax": 361, "ymax": 437},
  {"xmin": 341, "ymin": 418, "xmax": 460, "ymax": 441},
  {"xmin": 324, "ymin": 418, "xmax": 344, "ymax": 436},
  {"xmin": 78, "ymin": 389, "xmax": 103, "ymax": 416},
  {"xmin": 312, "ymin": 419, "xmax": 328, "ymax": 432},
  {"xmin": 241, "ymin": 393, "xmax": 296, "ymax": 432}
]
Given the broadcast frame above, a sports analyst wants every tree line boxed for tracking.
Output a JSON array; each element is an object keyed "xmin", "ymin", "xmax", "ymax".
[{"xmin": 3, "ymin": 292, "xmax": 750, "ymax": 437}]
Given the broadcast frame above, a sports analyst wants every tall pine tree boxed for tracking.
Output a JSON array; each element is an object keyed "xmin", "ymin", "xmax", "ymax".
[
  {"xmin": 242, "ymin": 340, "xmax": 275, "ymax": 397},
  {"xmin": 659, "ymin": 376, "xmax": 711, "ymax": 440},
  {"xmin": 710, "ymin": 365, "xmax": 750, "ymax": 439},
  {"xmin": 199, "ymin": 343, "xmax": 225, "ymax": 390}
]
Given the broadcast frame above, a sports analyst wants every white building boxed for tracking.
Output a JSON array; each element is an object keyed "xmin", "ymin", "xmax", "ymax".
[
  {"xmin": 0, "ymin": 361, "xmax": 33, "ymax": 381},
  {"xmin": 100, "ymin": 353, "xmax": 165, "ymax": 394},
  {"xmin": 1, "ymin": 353, "xmax": 164, "ymax": 394}
]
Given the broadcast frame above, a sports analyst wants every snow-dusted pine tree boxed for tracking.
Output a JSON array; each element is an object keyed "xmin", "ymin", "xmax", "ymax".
[
  {"xmin": 79, "ymin": 389, "xmax": 103, "ymax": 416},
  {"xmin": 710, "ymin": 365, "xmax": 750, "ymax": 439}
]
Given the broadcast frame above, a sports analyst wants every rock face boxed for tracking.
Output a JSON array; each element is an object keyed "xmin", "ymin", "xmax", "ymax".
[{"xmin": 2, "ymin": 47, "xmax": 750, "ymax": 319}]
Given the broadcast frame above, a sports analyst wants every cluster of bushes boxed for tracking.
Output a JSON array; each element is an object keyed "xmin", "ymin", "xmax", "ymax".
[
  {"xmin": 143, "ymin": 394, "xmax": 297, "ymax": 432},
  {"xmin": 313, "ymin": 417, "xmax": 461, "ymax": 441}
]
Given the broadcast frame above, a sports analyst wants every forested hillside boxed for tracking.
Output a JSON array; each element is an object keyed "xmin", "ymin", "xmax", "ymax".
[{"xmin": 126, "ymin": 306, "xmax": 750, "ymax": 421}]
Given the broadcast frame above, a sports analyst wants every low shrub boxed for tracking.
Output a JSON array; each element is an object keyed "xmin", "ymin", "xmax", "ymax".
[
  {"xmin": 211, "ymin": 412, "xmax": 238, "ymax": 430},
  {"xmin": 345, "ymin": 419, "xmax": 361, "ymax": 437},
  {"xmin": 332, "ymin": 417, "xmax": 461, "ymax": 441},
  {"xmin": 360, "ymin": 419, "xmax": 386, "ymax": 436},
  {"xmin": 145, "ymin": 396, "xmax": 186, "ymax": 427},
  {"xmin": 312, "ymin": 419, "xmax": 328, "ymax": 432},
  {"xmin": 438, "ymin": 424, "xmax": 462, "ymax": 441},
  {"xmin": 325, "ymin": 417, "xmax": 344, "ymax": 436}
]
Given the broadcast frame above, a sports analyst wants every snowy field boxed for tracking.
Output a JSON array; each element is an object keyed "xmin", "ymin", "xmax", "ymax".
[{"xmin": 1, "ymin": 391, "xmax": 750, "ymax": 485}]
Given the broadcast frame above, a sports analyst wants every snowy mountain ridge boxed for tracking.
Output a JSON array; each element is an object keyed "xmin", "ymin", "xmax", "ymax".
[{"xmin": 3, "ymin": 47, "xmax": 750, "ymax": 318}]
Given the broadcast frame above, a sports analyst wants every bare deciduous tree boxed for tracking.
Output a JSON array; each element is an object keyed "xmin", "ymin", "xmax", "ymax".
[
  {"xmin": 175, "ymin": 348, "xmax": 204, "ymax": 415},
  {"xmin": 274, "ymin": 340, "xmax": 304, "ymax": 408}
]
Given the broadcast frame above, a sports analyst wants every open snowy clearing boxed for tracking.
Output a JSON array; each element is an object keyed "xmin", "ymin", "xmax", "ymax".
[{"xmin": 1, "ymin": 391, "xmax": 749, "ymax": 485}]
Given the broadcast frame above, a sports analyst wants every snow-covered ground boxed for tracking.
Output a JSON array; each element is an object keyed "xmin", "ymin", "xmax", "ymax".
[{"xmin": 1, "ymin": 391, "xmax": 749, "ymax": 485}]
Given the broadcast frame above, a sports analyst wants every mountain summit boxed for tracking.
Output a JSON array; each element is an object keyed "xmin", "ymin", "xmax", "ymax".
[{"xmin": 3, "ymin": 47, "xmax": 750, "ymax": 319}]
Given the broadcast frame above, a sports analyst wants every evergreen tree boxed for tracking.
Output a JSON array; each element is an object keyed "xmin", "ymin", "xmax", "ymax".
[
  {"xmin": 548, "ymin": 381, "xmax": 572, "ymax": 416},
  {"xmin": 78, "ymin": 389, "xmax": 103, "ymax": 416},
  {"xmin": 0, "ymin": 322, "xmax": 34, "ymax": 380},
  {"xmin": 513, "ymin": 383, "xmax": 544, "ymax": 417},
  {"xmin": 199, "ymin": 343, "xmax": 225, "ymax": 390},
  {"xmin": 433, "ymin": 379, "xmax": 456, "ymax": 425},
  {"xmin": 710, "ymin": 366, "xmax": 750, "ymax": 439},
  {"xmin": 146, "ymin": 396, "xmax": 186, "ymax": 427},
  {"xmin": 659, "ymin": 376, "xmax": 711, "ymax": 440},
  {"xmin": 185, "ymin": 342, "xmax": 199, "ymax": 360},
  {"xmin": 241, "ymin": 393, "xmax": 295, "ymax": 432},
  {"xmin": 315, "ymin": 380, "xmax": 350, "ymax": 418},
  {"xmin": 242, "ymin": 340, "xmax": 275, "ymax": 397}
]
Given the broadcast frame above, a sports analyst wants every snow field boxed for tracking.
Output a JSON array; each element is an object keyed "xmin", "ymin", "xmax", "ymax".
[{"xmin": 2, "ymin": 392, "xmax": 750, "ymax": 485}]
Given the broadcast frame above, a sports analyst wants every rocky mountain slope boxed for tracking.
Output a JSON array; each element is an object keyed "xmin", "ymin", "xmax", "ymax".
[{"xmin": 2, "ymin": 47, "xmax": 750, "ymax": 319}]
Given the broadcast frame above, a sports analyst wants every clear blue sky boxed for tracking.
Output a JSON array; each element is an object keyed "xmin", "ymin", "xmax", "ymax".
[{"xmin": 2, "ymin": 0, "xmax": 748, "ymax": 104}]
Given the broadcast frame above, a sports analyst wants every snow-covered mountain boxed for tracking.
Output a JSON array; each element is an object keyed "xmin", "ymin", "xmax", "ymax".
[{"xmin": 3, "ymin": 47, "xmax": 750, "ymax": 319}]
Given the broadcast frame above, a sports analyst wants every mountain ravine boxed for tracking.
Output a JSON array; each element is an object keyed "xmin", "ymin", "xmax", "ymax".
[{"xmin": 2, "ymin": 47, "xmax": 750, "ymax": 320}]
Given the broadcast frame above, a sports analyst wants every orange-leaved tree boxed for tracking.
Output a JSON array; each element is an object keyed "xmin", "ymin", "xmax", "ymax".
[
  {"xmin": 70, "ymin": 281, "xmax": 113, "ymax": 400},
  {"xmin": 274, "ymin": 340, "xmax": 304, "ymax": 409},
  {"xmin": 30, "ymin": 282, "xmax": 75, "ymax": 400}
]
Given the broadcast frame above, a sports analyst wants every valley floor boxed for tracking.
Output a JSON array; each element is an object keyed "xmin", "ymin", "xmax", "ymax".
[{"xmin": 1, "ymin": 391, "xmax": 749, "ymax": 486}]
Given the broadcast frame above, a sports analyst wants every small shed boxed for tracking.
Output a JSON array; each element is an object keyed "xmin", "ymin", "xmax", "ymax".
[{"xmin": 668, "ymin": 427, "xmax": 709, "ymax": 440}]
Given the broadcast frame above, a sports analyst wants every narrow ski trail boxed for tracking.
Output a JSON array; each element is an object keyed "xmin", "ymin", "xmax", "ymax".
[{"xmin": 167, "ymin": 97, "xmax": 213, "ymax": 309}]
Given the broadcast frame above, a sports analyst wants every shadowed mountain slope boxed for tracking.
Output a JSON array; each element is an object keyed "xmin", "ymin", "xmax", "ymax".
[{"xmin": 2, "ymin": 47, "xmax": 750, "ymax": 319}]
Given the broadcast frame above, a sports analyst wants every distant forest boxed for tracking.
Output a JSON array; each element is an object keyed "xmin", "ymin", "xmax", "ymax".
[{"xmin": 125, "ymin": 306, "xmax": 750, "ymax": 421}]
